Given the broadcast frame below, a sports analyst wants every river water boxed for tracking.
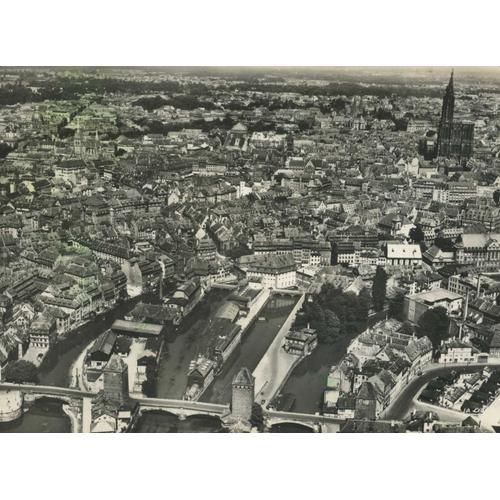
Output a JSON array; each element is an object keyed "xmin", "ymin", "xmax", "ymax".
[
  {"xmin": 155, "ymin": 288, "xmax": 231, "ymax": 399},
  {"xmin": 279, "ymin": 311, "xmax": 386, "ymax": 414},
  {"xmin": 0, "ymin": 398, "xmax": 70, "ymax": 433},
  {"xmin": 200, "ymin": 295, "xmax": 298, "ymax": 405},
  {"xmin": 4, "ymin": 293, "xmax": 158, "ymax": 433},
  {"xmin": 5, "ymin": 286, "xmax": 327, "ymax": 433},
  {"xmin": 279, "ymin": 336, "xmax": 354, "ymax": 414},
  {"xmin": 133, "ymin": 410, "xmax": 226, "ymax": 433},
  {"xmin": 269, "ymin": 423, "xmax": 313, "ymax": 433},
  {"xmin": 38, "ymin": 293, "xmax": 158, "ymax": 387}
]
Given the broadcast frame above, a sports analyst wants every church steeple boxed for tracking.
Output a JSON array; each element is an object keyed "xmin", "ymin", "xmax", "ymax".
[{"xmin": 440, "ymin": 69, "xmax": 455, "ymax": 124}]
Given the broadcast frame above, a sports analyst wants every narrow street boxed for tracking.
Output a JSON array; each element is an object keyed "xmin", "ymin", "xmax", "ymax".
[{"xmin": 385, "ymin": 361, "xmax": 500, "ymax": 420}]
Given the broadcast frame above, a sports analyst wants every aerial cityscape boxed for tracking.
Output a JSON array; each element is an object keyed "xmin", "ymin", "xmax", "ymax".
[{"xmin": 1, "ymin": 66, "xmax": 500, "ymax": 433}]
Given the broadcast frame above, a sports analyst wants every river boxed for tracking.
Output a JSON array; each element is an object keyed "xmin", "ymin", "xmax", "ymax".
[
  {"xmin": 269, "ymin": 422, "xmax": 313, "ymax": 433},
  {"xmin": 279, "ymin": 336, "xmax": 353, "ymax": 414},
  {"xmin": 201, "ymin": 295, "xmax": 298, "ymax": 404},
  {"xmin": 279, "ymin": 310, "xmax": 387, "ymax": 414},
  {"xmin": 133, "ymin": 410, "xmax": 226, "ymax": 433},
  {"xmin": 0, "ymin": 398, "xmax": 70, "ymax": 433},
  {"xmin": 155, "ymin": 288, "xmax": 231, "ymax": 399},
  {"xmin": 38, "ymin": 293, "xmax": 159, "ymax": 387}
]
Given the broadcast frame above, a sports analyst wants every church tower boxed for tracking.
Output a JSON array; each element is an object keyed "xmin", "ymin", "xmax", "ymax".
[
  {"xmin": 436, "ymin": 70, "xmax": 474, "ymax": 160},
  {"xmin": 73, "ymin": 119, "xmax": 86, "ymax": 157},
  {"xmin": 437, "ymin": 70, "xmax": 455, "ymax": 158},
  {"xmin": 440, "ymin": 69, "xmax": 455, "ymax": 123}
]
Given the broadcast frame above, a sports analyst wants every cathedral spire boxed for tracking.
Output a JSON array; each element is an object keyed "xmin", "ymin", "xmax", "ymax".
[
  {"xmin": 447, "ymin": 68, "xmax": 454, "ymax": 93},
  {"xmin": 440, "ymin": 69, "xmax": 455, "ymax": 125}
]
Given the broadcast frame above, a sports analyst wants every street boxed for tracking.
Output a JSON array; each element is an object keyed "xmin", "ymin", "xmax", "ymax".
[{"xmin": 385, "ymin": 361, "xmax": 500, "ymax": 420}]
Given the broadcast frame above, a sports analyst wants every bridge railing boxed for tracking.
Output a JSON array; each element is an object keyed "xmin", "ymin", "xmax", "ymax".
[
  {"xmin": 132, "ymin": 396, "xmax": 230, "ymax": 414},
  {"xmin": 0, "ymin": 382, "xmax": 93, "ymax": 398},
  {"xmin": 264, "ymin": 409, "xmax": 345, "ymax": 424}
]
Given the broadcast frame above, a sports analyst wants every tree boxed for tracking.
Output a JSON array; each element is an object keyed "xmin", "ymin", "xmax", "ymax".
[
  {"xmin": 494, "ymin": 189, "xmax": 500, "ymax": 207},
  {"xmin": 315, "ymin": 309, "xmax": 341, "ymax": 344},
  {"xmin": 400, "ymin": 320, "xmax": 414, "ymax": 336},
  {"xmin": 3, "ymin": 360, "xmax": 39, "ymax": 384},
  {"xmin": 417, "ymin": 306, "xmax": 450, "ymax": 351},
  {"xmin": 409, "ymin": 224, "xmax": 425, "ymax": 244},
  {"xmin": 372, "ymin": 266, "xmax": 387, "ymax": 312},
  {"xmin": 141, "ymin": 379, "xmax": 156, "ymax": 397},
  {"xmin": 141, "ymin": 357, "xmax": 157, "ymax": 397},
  {"xmin": 250, "ymin": 403, "xmax": 264, "ymax": 431},
  {"xmin": 296, "ymin": 284, "xmax": 369, "ymax": 342},
  {"xmin": 388, "ymin": 292, "xmax": 405, "ymax": 321},
  {"xmin": 0, "ymin": 142, "xmax": 15, "ymax": 159}
]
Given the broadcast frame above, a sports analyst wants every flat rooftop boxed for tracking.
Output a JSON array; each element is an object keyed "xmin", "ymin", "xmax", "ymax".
[
  {"xmin": 410, "ymin": 288, "xmax": 463, "ymax": 304},
  {"xmin": 111, "ymin": 319, "xmax": 163, "ymax": 337}
]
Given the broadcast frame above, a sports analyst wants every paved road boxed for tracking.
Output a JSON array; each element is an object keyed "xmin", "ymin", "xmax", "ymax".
[
  {"xmin": 480, "ymin": 392, "xmax": 500, "ymax": 431},
  {"xmin": 385, "ymin": 362, "xmax": 500, "ymax": 420}
]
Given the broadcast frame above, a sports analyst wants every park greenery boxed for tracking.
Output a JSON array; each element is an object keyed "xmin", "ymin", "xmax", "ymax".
[
  {"xmin": 250, "ymin": 403, "xmax": 265, "ymax": 431},
  {"xmin": 409, "ymin": 224, "xmax": 425, "ymax": 244},
  {"xmin": 294, "ymin": 283, "xmax": 370, "ymax": 344},
  {"xmin": 141, "ymin": 357, "xmax": 158, "ymax": 397},
  {"xmin": 3, "ymin": 360, "xmax": 39, "ymax": 384},
  {"xmin": 388, "ymin": 291, "xmax": 405, "ymax": 321},
  {"xmin": 372, "ymin": 266, "xmax": 387, "ymax": 312},
  {"xmin": 416, "ymin": 306, "xmax": 451, "ymax": 351}
]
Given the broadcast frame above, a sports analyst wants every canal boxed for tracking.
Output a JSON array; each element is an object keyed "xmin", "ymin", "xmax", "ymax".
[
  {"xmin": 279, "ymin": 310, "xmax": 388, "ymax": 414},
  {"xmin": 279, "ymin": 336, "xmax": 353, "ymax": 414},
  {"xmin": 155, "ymin": 288, "xmax": 231, "ymax": 399},
  {"xmin": 0, "ymin": 398, "xmax": 71, "ymax": 433},
  {"xmin": 201, "ymin": 295, "xmax": 298, "ymax": 405},
  {"xmin": 269, "ymin": 423, "xmax": 313, "ymax": 433},
  {"xmin": 38, "ymin": 293, "xmax": 158, "ymax": 387},
  {"xmin": 133, "ymin": 411, "xmax": 226, "ymax": 433}
]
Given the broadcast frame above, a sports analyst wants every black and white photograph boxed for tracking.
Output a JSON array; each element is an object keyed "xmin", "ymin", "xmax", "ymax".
[
  {"xmin": 1, "ymin": 1, "xmax": 499, "ymax": 499},
  {"xmin": 2, "ymin": 64, "xmax": 500, "ymax": 435}
]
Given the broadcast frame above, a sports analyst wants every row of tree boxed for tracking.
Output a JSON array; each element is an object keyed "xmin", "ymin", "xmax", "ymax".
[{"xmin": 294, "ymin": 284, "xmax": 370, "ymax": 344}]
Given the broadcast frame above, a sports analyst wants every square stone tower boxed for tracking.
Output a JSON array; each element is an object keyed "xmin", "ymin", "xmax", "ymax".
[
  {"xmin": 231, "ymin": 367, "xmax": 255, "ymax": 422},
  {"xmin": 103, "ymin": 354, "xmax": 129, "ymax": 404}
]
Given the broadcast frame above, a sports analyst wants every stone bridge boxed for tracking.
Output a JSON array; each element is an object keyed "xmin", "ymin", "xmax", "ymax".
[
  {"xmin": 264, "ymin": 409, "xmax": 344, "ymax": 432},
  {"xmin": 132, "ymin": 396, "xmax": 231, "ymax": 420},
  {"xmin": 0, "ymin": 382, "xmax": 94, "ymax": 432}
]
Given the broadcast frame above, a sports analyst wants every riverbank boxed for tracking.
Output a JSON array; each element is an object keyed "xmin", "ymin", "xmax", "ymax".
[
  {"xmin": 201, "ymin": 295, "xmax": 298, "ymax": 404},
  {"xmin": 252, "ymin": 294, "xmax": 305, "ymax": 407},
  {"xmin": 278, "ymin": 308, "xmax": 389, "ymax": 414},
  {"xmin": 279, "ymin": 334, "xmax": 356, "ymax": 414},
  {"xmin": 38, "ymin": 292, "xmax": 159, "ymax": 388},
  {"xmin": 155, "ymin": 288, "xmax": 231, "ymax": 399}
]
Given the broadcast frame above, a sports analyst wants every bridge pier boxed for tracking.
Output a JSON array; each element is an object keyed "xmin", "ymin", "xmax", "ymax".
[{"xmin": 82, "ymin": 396, "xmax": 92, "ymax": 433}]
